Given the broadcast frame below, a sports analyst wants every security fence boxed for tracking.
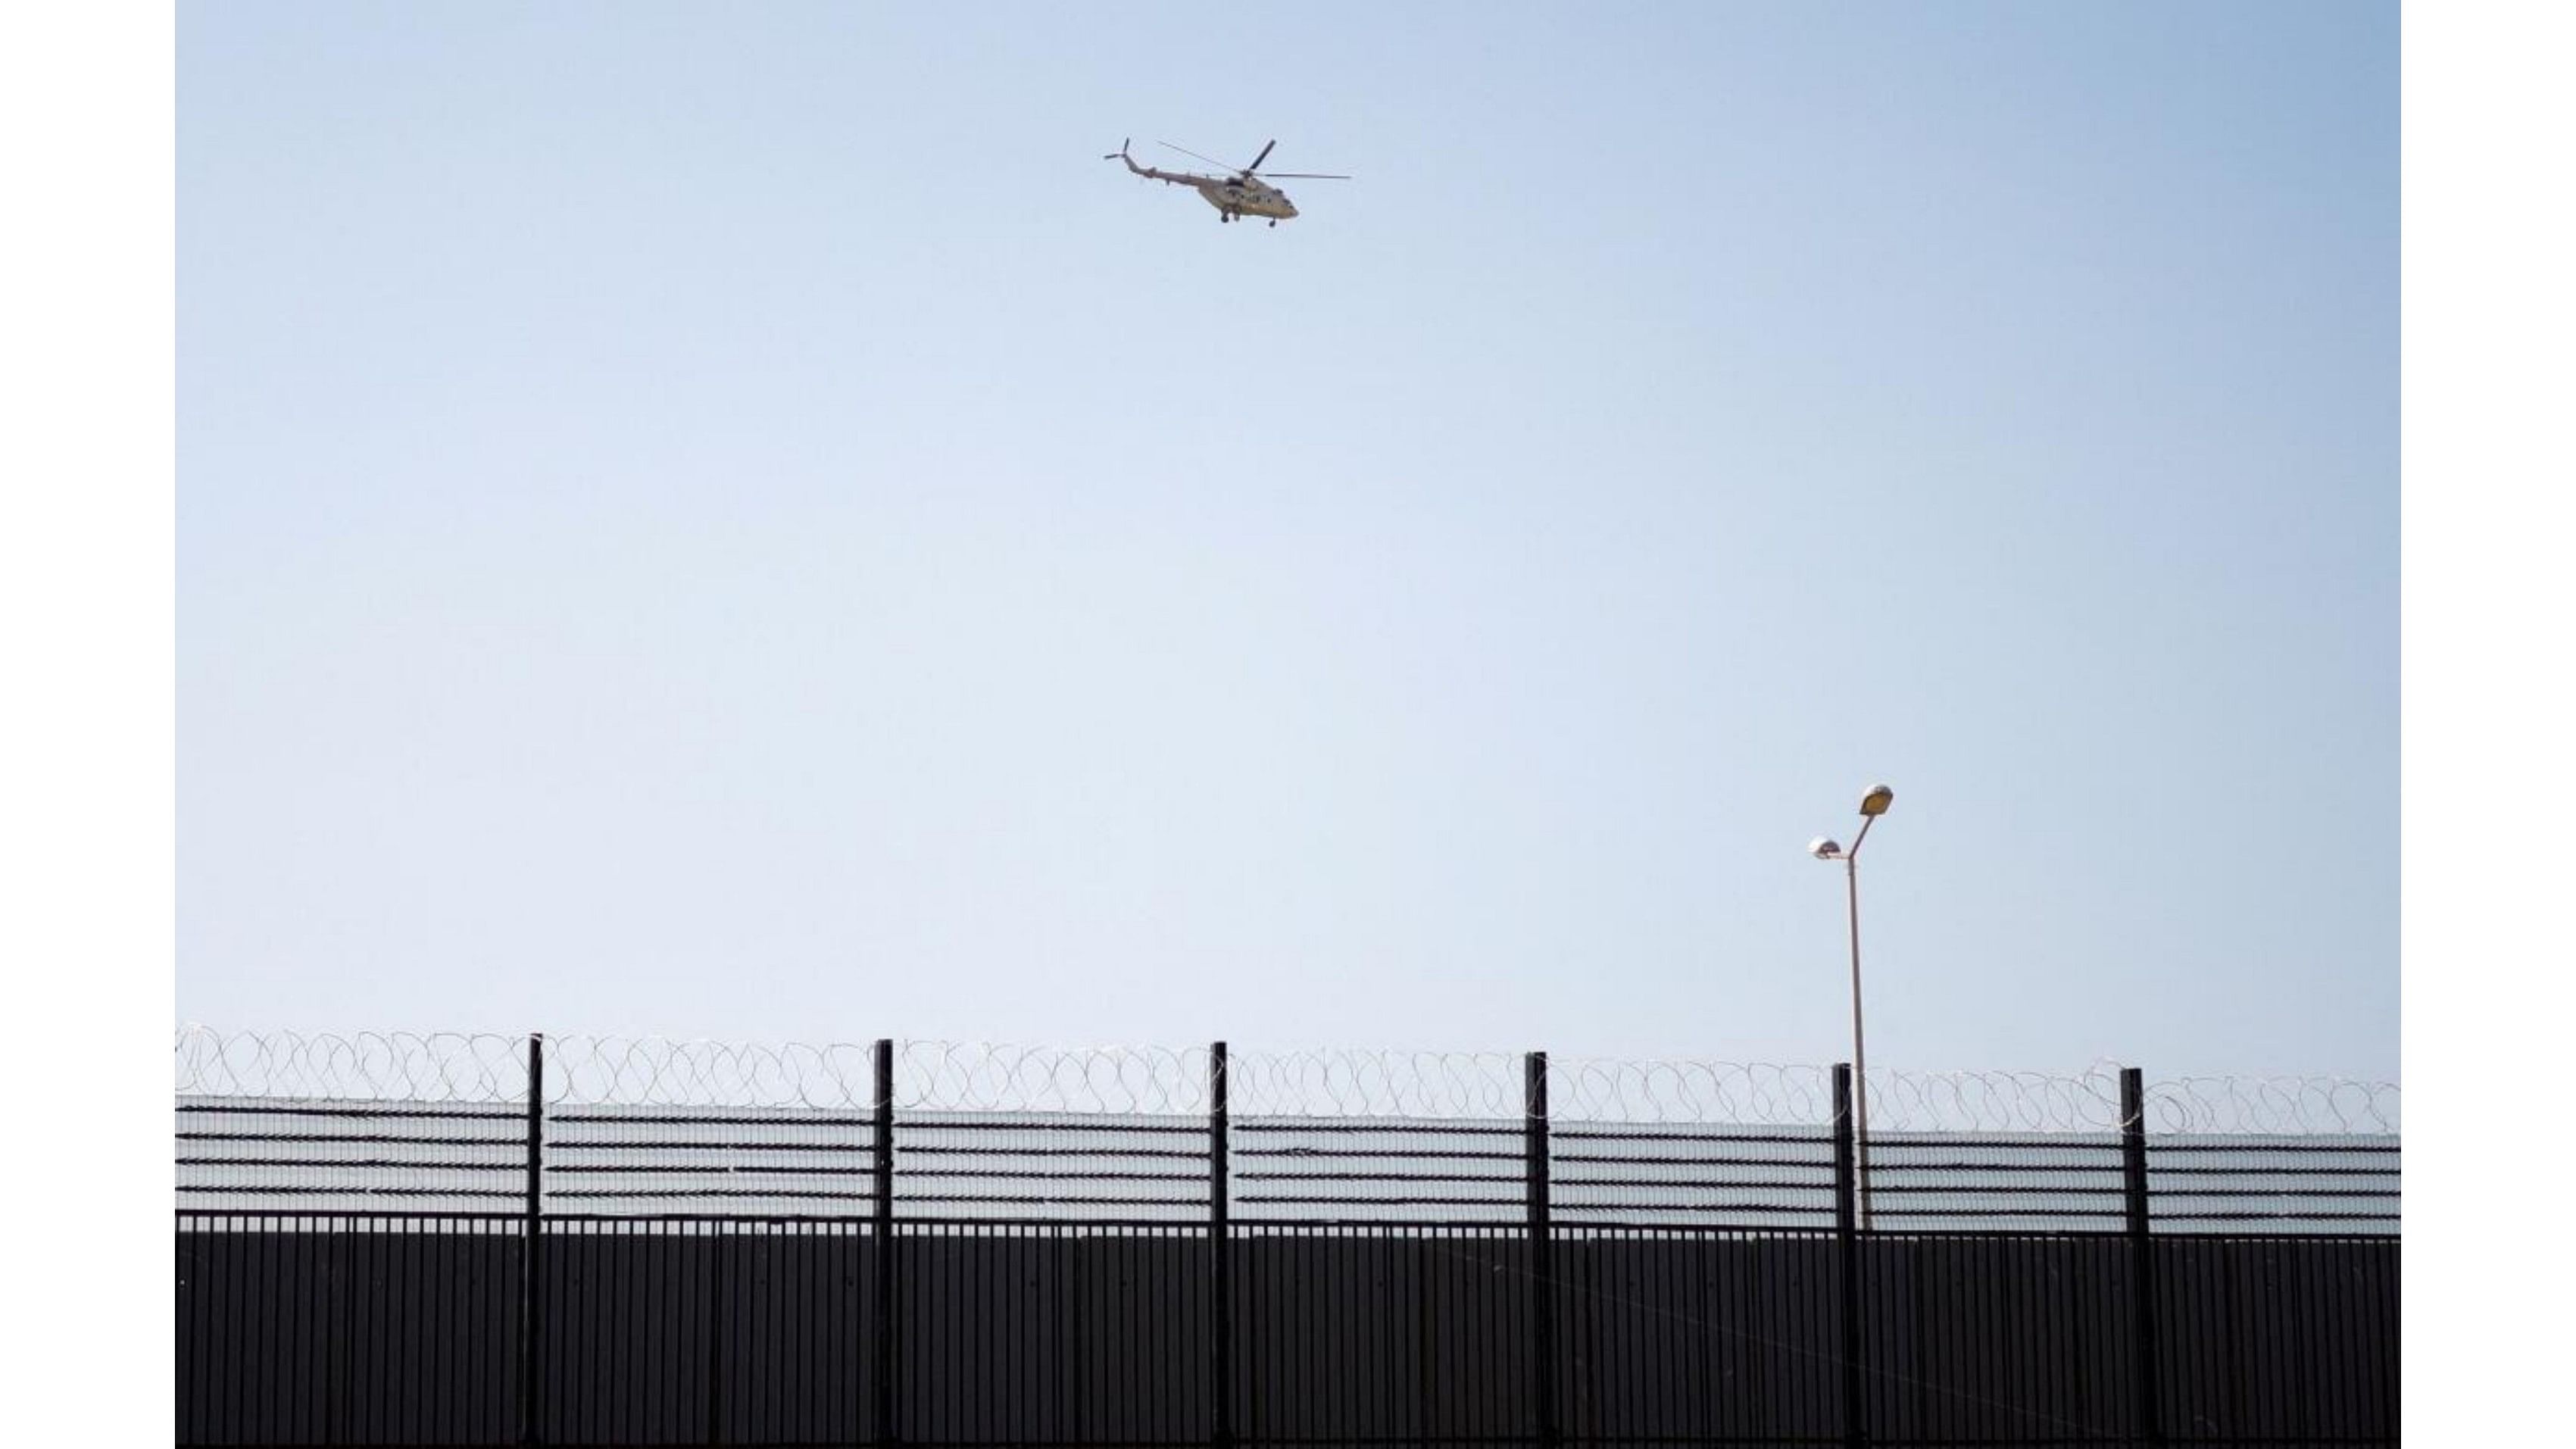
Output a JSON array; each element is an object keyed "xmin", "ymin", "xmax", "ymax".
[{"xmin": 173, "ymin": 1029, "xmax": 2400, "ymax": 1447}]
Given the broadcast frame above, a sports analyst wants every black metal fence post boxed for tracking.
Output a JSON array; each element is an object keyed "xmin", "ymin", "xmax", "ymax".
[
  {"xmin": 2121, "ymin": 1066, "xmax": 2165, "ymax": 1447},
  {"xmin": 520, "ymin": 1032, "xmax": 546, "ymax": 1446},
  {"xmin": 1832, "ymin": 1062, "xmax": 1865, "ymax": 1449},
  {"xmin": 873, "ymin": 1038, "xmax": 898, "ymax": 1449},
  {"xmin": 1525, "ymin": 1050, "xmax": 1558, "ymax": 1449},
  {"xmin": 1210, "ymin": 1041, "xmax": 1233, "ymax": 1449}
]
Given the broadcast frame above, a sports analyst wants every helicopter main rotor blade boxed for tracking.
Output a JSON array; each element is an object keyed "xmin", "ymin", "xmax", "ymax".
[
  {"xmin": 1254, "ymin": 171, "xmax": 1350, "ymax": 180},
  {"xmin": 1157, "ymin": 141, "xmax": 1241, "ymax": 173},
  {"xmin": 1245, "ymin": 139, "xmax": 1277, "ymax": 173}
]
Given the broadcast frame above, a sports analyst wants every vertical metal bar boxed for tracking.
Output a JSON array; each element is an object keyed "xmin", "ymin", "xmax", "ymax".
[
  {"xmin": 388, "ymin": 1214, "xmax": 407, "ymax": 1443},
  {"xmin": 1210, "ymin": 1041, "xmax": 1234, "ymax": 1449},
  {"xmin": 1525, "ymin": 1050, "xmax": 1558, "ymax": 1449},
  {"xmin": 972, "ymin": 1223, "xmax": 988, "ymax": 1446},
  {"xmin": 1832, "ymin": 1063, "xmax": 1866, "ymax": 1449},
  {"xmin": 849, "ymin": 1221, "xmax": 864, "ymax": 1444},
  {"xmin": 873, "ymin": 1038, "xmax": 898, "ymax": 1448},
  {"xmin": 2122, "ymin": 1066, "xmax": 2166, "ymax": 1447},
  {"xmin": 604, "ymin": 1220, "xmax": 623, "ymax": 1444},
  {"xmin": 324, "ymin": 1216, "xmax": 348, "ymax": 1447},
  {"xmin": 705, "ymin": 1227, "xmax": 729, "ymax": 1444},
  {"xmin": 520, "ymin": 1032, "xmax": 545, "ymax": 1447},
  {"xmin": 247, "ymin": 1213, "xmax": 268, "ymax": 1440}
]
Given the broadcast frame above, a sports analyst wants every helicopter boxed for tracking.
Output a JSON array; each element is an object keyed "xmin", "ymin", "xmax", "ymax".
[{"xmin": 1103, "ymin": 139, "xmax": 1349, "ymax": 226}]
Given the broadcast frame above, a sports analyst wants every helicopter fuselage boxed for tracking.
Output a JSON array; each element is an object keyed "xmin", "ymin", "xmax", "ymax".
[{"xmin": 1196, "ymin": 180, "xmax": 1296, "ymax": 220}]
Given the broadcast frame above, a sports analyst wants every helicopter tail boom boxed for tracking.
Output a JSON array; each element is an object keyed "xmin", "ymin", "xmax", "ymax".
[
  {"xmin": 1106, "ymin": 141, "xmax": 1208, "ymax": 189},
  {"xmin": 1105, "ymin": 140, "xmax": 1179, "ymax": 182}
]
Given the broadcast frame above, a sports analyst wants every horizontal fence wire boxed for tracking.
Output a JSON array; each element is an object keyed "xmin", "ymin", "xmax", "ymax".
[
  {"xmin": 1549, "ymin": 1123, "xmax": 1841, "ymax": 1228},
  {"xmin": 1232, "ymin": 1116, "xmax": 1529, "ymax": 1223},
  {"xmin": 174, "ymin": 1095, "xmax": 526, "ymax": 1213},
  {"xmin": 175, "ymin": 1026, "xmax": 2397, "ymax": 1233},
  {"xmin": 1861, "ymin": 1131, "xmax": 2130, "ymax": 1233},
  {"xmin": 895, "ymin": 1110, "xmax": 1212, "ymax": 1222},
  {"xmin": 545, "ymin": 1103, "xmax": 879, "ymax": 1216},
  {"xmin": 2144, "ymin": 1135, "xmax": 2403, "ymax": 1229}
]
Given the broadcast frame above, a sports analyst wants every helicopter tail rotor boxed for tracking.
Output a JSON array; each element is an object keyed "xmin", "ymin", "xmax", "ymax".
[{"xmin": 1101, "ymin": 137, "xmax": 1132, "ymax": 161}]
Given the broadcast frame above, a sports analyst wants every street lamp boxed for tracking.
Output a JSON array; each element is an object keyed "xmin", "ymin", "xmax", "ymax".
[{"xmin": 1810, "ymin": 782, "xmax": 1893, "ymax": 1228}]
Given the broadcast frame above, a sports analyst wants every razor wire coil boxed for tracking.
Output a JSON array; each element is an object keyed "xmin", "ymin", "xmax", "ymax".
[{"xmin": 175, "ymin": 1026, "xmax": 2396, "ymax": 1133}]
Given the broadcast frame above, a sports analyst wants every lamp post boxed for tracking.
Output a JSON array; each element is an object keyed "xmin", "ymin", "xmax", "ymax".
[{"xmin": 1810, "ymin": 783, "xmax": 1893, "ymax": 1229}]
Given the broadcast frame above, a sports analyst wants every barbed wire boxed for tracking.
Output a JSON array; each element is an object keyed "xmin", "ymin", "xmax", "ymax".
[
  {"xmin": 545, "ymin": 1035, "xmax": 879, "ymax": 1108},
  {"xmin": 1546, "ymin": 1059, "xmax": 1834, "ymax": 1126},
  {"xmin": 1228, "ymin": 1049, "xmax": 1528, "ymax": 1119},
  {"xmin": 173, "ymin": 1027, "xmax": 2397, "ymax": 1133},
  {"xmin": 2143, "ymin": 1075, "xmax": 2400, "ymax": 1135},
  {"xmin": 896, "ymin": 1041, "xmax": 1211, "ymax": 1115},
  {"xmin": 174, "ymin": 1026, "xmax": 528, "ymax": 1101},
  {"xmin": 1867, "ymin": 1066, "xmax": 2129, "ymax": 1133}
]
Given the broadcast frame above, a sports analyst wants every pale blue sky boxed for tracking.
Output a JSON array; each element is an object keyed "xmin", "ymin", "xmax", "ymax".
[{"xmin": 177, "ymin": 1, "xmax": 2397, "ymax": 1080}]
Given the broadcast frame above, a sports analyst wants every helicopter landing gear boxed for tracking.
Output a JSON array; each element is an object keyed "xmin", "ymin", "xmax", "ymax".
[{"xmin": 1268, "ymin": 219, "xmax": 1278, "ymax": 228}]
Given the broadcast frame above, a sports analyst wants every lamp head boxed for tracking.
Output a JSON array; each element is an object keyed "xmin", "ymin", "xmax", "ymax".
[
  {"xmin": 1809, "ymin": 837, "xmax": 1845, "ymax": 861},
  {"xmin": 1858, "ymin": 784, "xmax": 1894, "ymax": 817}
]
